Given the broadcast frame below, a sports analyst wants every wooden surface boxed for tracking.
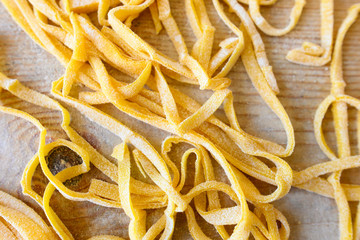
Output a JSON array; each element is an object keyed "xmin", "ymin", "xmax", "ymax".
[{"xmin": 1, "ymin": 0, "xmax": 360, "ymax": 239}]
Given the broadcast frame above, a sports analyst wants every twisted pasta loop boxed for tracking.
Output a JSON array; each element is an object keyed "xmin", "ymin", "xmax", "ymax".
[
  {"xmin": 286, "ymin": 0, "xmax": 334, "ymax": 66},
  {"xmin": 249, "ymin": 0, "xmax": 306, "ymax": 36}
]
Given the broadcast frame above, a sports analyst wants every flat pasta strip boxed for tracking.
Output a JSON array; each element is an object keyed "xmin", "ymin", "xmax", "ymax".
[
  {"xmin": 0, "ymin": 205, "xmax": 50, "ymax": 239},
  {"xmin": 149, "ymin": 2, "xmax": 163, "ymax": 34},
  {"xmin": 249, "ymin": 0, "xmax": 305, "ymax": 36},
  {"xmin": 113, "ymin": 143, "xmax": 147, "ymax": 240},
  {"xmin": 286, "ymin": 0, "xmax": 334, "ymax": 66}
]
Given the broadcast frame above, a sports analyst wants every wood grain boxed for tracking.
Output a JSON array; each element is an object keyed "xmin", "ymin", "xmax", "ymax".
[{"xmin": 0, "ymin": 0, "xmax": 360, "ymax": 239}]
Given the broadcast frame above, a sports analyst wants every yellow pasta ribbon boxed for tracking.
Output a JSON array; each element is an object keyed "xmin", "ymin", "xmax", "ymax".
[
  {"xmin": 286, "ymin": 0, "xmax": 334, "ymax": 66},
  {"xmin": 249, "ymin": 0, "xmax": 306, "ymax": 36}
]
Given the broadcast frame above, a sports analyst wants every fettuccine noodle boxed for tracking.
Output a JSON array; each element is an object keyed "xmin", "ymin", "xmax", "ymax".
[{"xmin": 286, "ymin": 0, "xmax": 334, "ymax": 66}]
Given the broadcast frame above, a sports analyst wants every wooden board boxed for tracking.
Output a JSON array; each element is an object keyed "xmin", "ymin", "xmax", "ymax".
[{"xmin": 0, "ymin": 0, "xmax": 360, "ymax": 239}]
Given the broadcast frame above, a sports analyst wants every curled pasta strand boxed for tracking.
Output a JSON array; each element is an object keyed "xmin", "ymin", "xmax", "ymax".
[
  {"xmin": 286, "ymin": 0, "xmax": 334, "ymax": 66},
  {"xmin": 249, "ymin": 0, "xmax": 306, "ymax": 36},
  {"xmin": 213, "ymin": 0, "xmax": 279, "ymax": 93}
]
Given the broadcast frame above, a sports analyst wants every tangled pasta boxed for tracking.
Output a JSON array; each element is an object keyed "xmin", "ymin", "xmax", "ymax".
[
  {"xmin": 311, "ymin": 4, "xmax": 360, "ymax": 239},
  {"xmin": 0, "ymin": 0, "xmax": 359, "ymax": 239}
]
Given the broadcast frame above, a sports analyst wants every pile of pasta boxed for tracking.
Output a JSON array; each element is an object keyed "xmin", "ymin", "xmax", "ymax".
[{"xmin": 0, "ymin": 0, "xmax": 360, "ymax": 239}]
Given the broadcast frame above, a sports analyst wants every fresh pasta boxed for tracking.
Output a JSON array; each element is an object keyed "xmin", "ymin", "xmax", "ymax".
[
  {"xmin": 286, "ymin": 0, "xmax": 334, "ymax": 66},
  {"xmin": 249, "ymin": 0, "xmax": 306, "ymax": 36},
  {"xmin": 0, "ymin": 0, "xmax": 359, "ymax": 239}
]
